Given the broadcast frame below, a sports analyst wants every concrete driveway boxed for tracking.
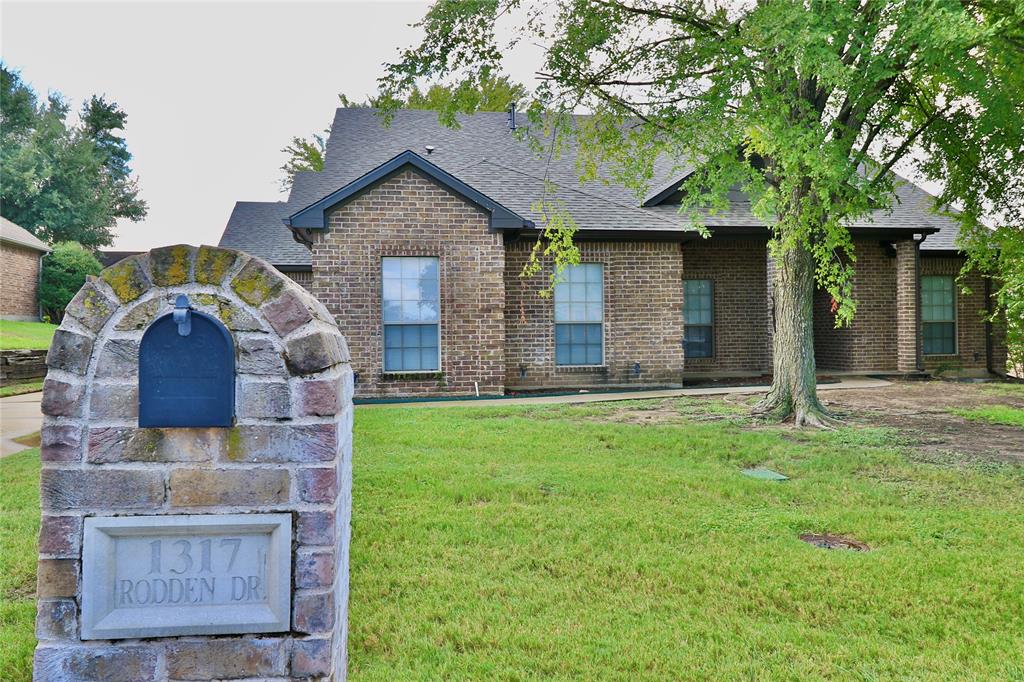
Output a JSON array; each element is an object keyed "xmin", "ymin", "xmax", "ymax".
[{"xmin": 1, "ymin": 391, "xmax": 42, "ymax": 456}]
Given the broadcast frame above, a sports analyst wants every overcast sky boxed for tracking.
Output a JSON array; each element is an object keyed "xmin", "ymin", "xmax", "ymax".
[{"xmin": 1, "ymin": 1, "xmax": 544, "ymax": 251}]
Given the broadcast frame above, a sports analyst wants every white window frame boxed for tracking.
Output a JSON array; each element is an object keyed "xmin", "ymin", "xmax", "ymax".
[
  {"xmin": 381, "ymin": 256, "xmax": 441, "ymax": 373},
  {"xmin": 553, "ymin": 263, "xmax": 606, "ymax": 367}
]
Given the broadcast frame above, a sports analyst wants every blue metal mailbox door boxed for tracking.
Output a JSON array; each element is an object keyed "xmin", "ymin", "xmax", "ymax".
[{"xmin": 138, "ymin": 302, "xmax": 235, "ymax": 427}]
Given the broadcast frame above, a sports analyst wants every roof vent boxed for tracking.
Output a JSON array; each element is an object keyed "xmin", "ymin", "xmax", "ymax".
[
  {"xmin": 507, "ymin": 102, "xmax": 517, "ymax": 131},
  {"xmin": 424, "ymin": 145, "xmax": 435, "ymax": 155}
]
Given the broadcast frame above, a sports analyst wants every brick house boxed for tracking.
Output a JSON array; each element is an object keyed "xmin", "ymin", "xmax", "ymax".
[
  {"xmin": 219, "ymin": 109, "xmax": 1007, "ymax": 398},
  {"xmin": 1, "ymin": 217, "xmax": 50, "ymax": 321}
]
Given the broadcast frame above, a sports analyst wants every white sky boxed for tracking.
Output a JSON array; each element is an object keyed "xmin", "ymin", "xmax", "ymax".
[{"xmin": 0, "ymin": 0, "xmax": 545, "ymax": 251}]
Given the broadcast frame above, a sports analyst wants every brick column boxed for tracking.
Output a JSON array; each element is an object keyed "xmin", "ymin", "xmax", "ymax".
[
  {"xmin": 894, "ymin": 239, "xmax": 919, "ymax": 372},
  {"xmin": 35, "ymin": 246, "xmax": 353, "ymax": 681}
]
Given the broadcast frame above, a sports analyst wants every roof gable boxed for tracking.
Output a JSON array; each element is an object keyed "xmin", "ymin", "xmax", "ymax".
[{"xmin": 285, "ymin": 150, "xmax": 531, "ymax": 231}]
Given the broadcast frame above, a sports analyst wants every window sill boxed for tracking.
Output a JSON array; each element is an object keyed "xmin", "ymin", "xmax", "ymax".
[
  {"xmin": 555, "ymin": 365, "xmax": 607, "ymax": 372},
  {"xmin": 380, "ymin": 371, "xmax": 444, "ymax": 381}
]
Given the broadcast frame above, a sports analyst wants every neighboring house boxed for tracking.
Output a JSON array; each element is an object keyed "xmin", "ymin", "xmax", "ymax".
[
  {"xmin": 220, "ymin": 108, "xmax": 1007, "ymax": 398},
  {"xmin": 1, "ymin": 217, "xmax": 50, "ymax": 321}
]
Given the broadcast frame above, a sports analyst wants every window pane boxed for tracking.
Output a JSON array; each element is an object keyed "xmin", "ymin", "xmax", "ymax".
[
  {"xmin": 555, "ymin": 323, "xmax": 603, "ymax": 366},
  {"xmin": 554, "ymin": 264, "xmax": 602, "ymax": 322},
  {"xmin": 921, "ymin": 276, "xmax": 954, "ymax": 322},
  {"xmin": 685, "ymin": 325, "xmax": 713, "ymax": 358},
  {"xmin": 923, "ymin": 322, "xmax": 955, "ymax": 355},
  {"xmin": 383, "ymin": 323, "xmax": 440, "ymax": 371}
]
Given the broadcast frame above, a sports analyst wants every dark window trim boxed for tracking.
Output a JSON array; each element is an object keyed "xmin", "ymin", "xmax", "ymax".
[
  {"xmin": 381, "ymin": 256, "xmax": 442, "ymax": 373},
  {"xmin": 921, "ymin": 274, "xmax": 958, "ymax": 356}
]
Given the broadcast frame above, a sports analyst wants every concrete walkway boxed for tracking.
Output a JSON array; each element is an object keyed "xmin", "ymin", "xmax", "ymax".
[
  {"xmin": 364, "ymin": 375, "xmax": 892, "ymax": 408},
  {"xmin": 1, "ymin": 391, "xmax": 43, "ymax": 457}
]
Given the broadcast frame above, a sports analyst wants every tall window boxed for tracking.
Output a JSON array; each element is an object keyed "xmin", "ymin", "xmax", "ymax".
[
  {"xmin": 683, "ymin": 280, "xmax": 713, "ymax": 358},
  {"xmin": 382, "ymin": 257, "xmax": 440, "ymax": 371},
  {"xmin": 554, "ymin": 263, "xmax": 604, "ymax": 366},
  {"xmin": 922, "ymin": 275, "xmax": 956, "ymax": 355}
]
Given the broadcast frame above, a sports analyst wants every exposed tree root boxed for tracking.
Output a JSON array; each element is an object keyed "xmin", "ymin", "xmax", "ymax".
[{"xmin": 752, "ymin": 386, "xmax": 843, "ymax": 429}]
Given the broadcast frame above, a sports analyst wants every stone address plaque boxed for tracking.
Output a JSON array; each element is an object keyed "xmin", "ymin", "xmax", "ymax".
[{"xmin": 81, "ymin": 514, "xmax": 291, "ymax": 640}]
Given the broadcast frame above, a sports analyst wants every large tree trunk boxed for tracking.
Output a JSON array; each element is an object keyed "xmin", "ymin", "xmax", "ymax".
[{"xmin": 754, "ymin": 241, "xmax": 840, "ymax": 428}]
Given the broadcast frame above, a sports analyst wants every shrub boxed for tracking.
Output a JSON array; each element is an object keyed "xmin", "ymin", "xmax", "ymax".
[{"xmin": 39, "ymin": 242, "xmax": 102, "ymax": 322}]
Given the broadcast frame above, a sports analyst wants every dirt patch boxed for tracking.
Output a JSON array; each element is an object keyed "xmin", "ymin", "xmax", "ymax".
[
  {"xmin": 818, "ymin": 381, "xmax": 1024, "ymax": 464},
  {"xmin": 799, "ymin": 533, "xmax": 870, "ymax": 551}
]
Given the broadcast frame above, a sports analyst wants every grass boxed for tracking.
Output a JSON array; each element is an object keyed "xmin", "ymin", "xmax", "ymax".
[
  {"xmin": 2, "ymin": 405, "xmax": 1024, "ymax": 680},
  {"xmin": 0, "ymin": 320, "xmax": 56, "ymax": 350},
  {"xmin": 952, "ymin": 404, "xmax": 1024, "ymax": 428},
  {"xmin": 0, "ymin": 449, "xmax": 40, "ymax": 682},
  {"xmin": 0, "ymin": 381, "xmax": 44, "ymax": 399}
]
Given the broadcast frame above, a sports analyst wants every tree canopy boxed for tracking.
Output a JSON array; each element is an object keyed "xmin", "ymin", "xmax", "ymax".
[
  {"xmin": 379, "ymin": 0, "xmax": 1024, "ymax": 424},
  {"xmin": 0, "ymin": 65, "xmax": 147, "ymax": 248},
  {"xmin": 279, "ymin": 76, "xmax": 528, "ymax": 190}
]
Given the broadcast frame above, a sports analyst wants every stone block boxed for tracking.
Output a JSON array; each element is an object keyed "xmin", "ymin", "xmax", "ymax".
[
  {"xmin": 89, "ymin": 383, "xmax": 138, "ymax": 420},
  {"xmin": 231, "ymin": 257, "xmax": 284, "ymax": 306},
  {"xmin": 223, "ymin": 424, "xmax": 337, "ymax": 463},
  {"xmin": 40, "ymin": 378, "xmax": 85, "ymax": 417},
  {"xmin": 263, "ymin": 287, "xmax": 314, "ymax": 336},
  {"xmin": 296, "ymin": 467, "xmax": 337, "ymax": 504},
  {"xmin": 40, "ymin": 424, "xmax": 83, "ymax": 463},
  {"xmin": 165, "ymin": 638, "xmax": 287, "ymax": 679},
  {"xmin": 290, "ymin": 637, "xmax": 332, "ymax": 677},
  {"xmin": 87, "ymin": 427, "xmax": 223, "ymax": 463},
  {"xmin": 285, "ymin": 330, "xmax": 347, "ymax": 375},
  {"xmin": 36, "ymin": 559, "xmax": 78, "ymax": 598},
  {"xmin": 41, "ymin": 469, "xmax": 165, "ymax": 511},
  {"xmin": 39, "ymin": 515, "xmax": 82, "ymax": 556},
  {"xmin": 297, "ymin": 378, "xmax": 341, "ymax": 416},
  {"xmin": 100, "ymin": 257, "xmax": 150, "ymax": 303},
  {"xmin": 237, "ymin": 336, "xmax": 286, "ymax": 375},
  {"xmin": 296, "ymin": 510, "xmax": 336, "ymax": 546},
  {"xmin": 94, "ymin": 338, "xmax": 139, "ymax": 378},
  {"xmin": 238, "ymin": 380, "xmax": 291, "ymax": 419},
  {"xmin": 295, "ymin": 552, "xmax": 335, "ymax": 589},
  {"xmin": 194, "ymin": 245, "xmax": 238, "ymax": 285},
  {"xmin": 33, "ymin": 645, "xmax": 159, "ymax": 682},
  {"xmin": 169, "ymin": 469, "xmax": 289, "ymax": 507},
  {"xmin": 114, "ymin": 298, "xmax": 162, "ymax": 331},
  {"xmin": 64, "ymin": 279, "xmax": 117, "ymax": 333},
  {"xmin": 293, "ymin": 591, "xmax": 334, "ymax": 634},
  {"xmin": 148, "ymin": 244, "xmax": 195, "ymax": 286},
  {"xmin": 36, "ymin": 598, "xmax": 77, "ymax": 640},
  {"xmin": 46, "ymin": 329, "xmax": 94, "ymax": 375}
]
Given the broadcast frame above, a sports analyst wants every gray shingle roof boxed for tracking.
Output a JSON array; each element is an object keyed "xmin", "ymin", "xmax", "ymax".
[
  {"xmin": 220, "ymin": 108, "xmax": 963, "ymax": 265},
  {"xmin": 1, "ymin": 217, "xmax": 49, "ymax": 252}
]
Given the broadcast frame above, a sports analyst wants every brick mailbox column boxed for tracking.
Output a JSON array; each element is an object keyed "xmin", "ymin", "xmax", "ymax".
[{"xmin": 34, "ymin": 246, "xmax": 353, "ymax": 681}]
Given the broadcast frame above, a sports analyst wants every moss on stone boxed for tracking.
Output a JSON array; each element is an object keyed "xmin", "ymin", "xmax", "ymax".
[
  {"xmin": 115, "ymin": 299, "xmax": 162, "ymax": 331},
  {"xmin": 124, "ymin": 429, "xmax": 166, "ymax": 461},
  {"xmin": 101, "ymin": 258, "xmax": 149, "ymax": 303},
  {"xmin": 195, "ymin": 246, "xmax": 237, "ymax": 285},
  {"xmin": 149, "ymin": 245, "xmax": 194, "ymax": 287},
  {"xmin": 226, "ymin": 427, "xmax": 244, "ymax": 461},
  {"xmin": 231, "ymin": 260, "xmax": 283, "ymax": 306}
]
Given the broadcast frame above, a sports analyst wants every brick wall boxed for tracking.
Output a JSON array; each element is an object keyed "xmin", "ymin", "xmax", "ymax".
[
  {"xmin": 310, "ymin": 170, "xmax": 506, "ymax": 398},
  {"xmin": 1, "ymin": 241, "xmax": 42, "ymax": 320},
  {"xmin": 813, "ymin": 240, "xmax": 901, "ymax": 372},
  {"xmin": 682, "ymin": 238, "xmax": 772, "ymax": 376},
  {"xmin": 283, "ymin": 269, "xmax": 313, "ymax": 290},
  {"xmin": 504, "ymin": 239, "xmax": 686, "ymax": 388},
  {"xmin": 920, "ymin": 254, "xmax": 1005, "ymax": 373}
]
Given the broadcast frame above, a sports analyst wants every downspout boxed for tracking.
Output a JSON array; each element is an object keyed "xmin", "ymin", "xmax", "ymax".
[
  {"xmin": 38, "ymin": 249, "xmax": 49, "ymax": 322},
  {"xmin": 984, "ymin": 276, "xmax": 994, "ymax": 375},
  {"xmin": 914, "ymin": 235, "xmax": 924, "ymax": 371}
]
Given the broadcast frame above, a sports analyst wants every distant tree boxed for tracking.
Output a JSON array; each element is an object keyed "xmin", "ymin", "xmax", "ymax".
[
  {"xmin": 0, "ymin": 65, "xmax": 147, "ymax": 248},
  {"xmin": 279, "ymin": 77, "xmax": 528, "ymax": 190},
  {"xmin": 39, "ymin": 242, "xmax": 103, "ymax": 323}
]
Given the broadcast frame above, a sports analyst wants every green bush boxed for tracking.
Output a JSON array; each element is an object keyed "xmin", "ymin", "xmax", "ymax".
[{"xmin": 39, "ymin": 242, "xmax": 102, "ymax": 322}]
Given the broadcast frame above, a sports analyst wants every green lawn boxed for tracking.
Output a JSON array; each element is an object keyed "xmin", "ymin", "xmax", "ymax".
[
  {"xmin": 952, "ymin": 404, "xmax": 1024, "ymax": 427},
  {"xmin": 2, "ymin": 403, "xmax": 1024, "ymax": 680},
  {"xmin": 0, "ymin": 381, "xmax": 44, "ymax": 399},
  {"xmin": 0, "ymin": 320, "xmax": 56, "ymax": 350}
]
